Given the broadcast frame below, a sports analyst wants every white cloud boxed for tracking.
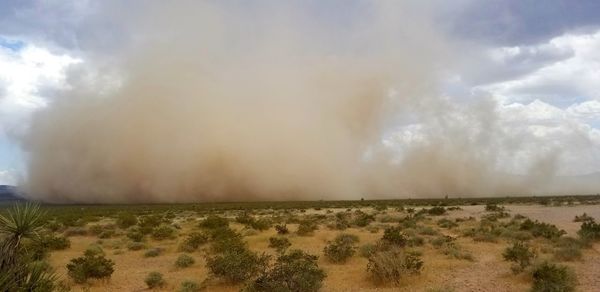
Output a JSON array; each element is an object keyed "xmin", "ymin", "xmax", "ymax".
[
  {"xmin": 477, "ymin": 30, "xmax": 600, "ymax": 104},
  {"xmin": 0, "ymin": 169, "xmax": 17, "ymax": 185},
  {"xmin": 0, "ymin": 42, "xmax": 80, "ymax": 136}
]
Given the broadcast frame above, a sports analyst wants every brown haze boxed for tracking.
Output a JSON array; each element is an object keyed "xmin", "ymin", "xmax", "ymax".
[{"xmin": 18, "ymin": 2, "xmax": 597, "ymax": 203}]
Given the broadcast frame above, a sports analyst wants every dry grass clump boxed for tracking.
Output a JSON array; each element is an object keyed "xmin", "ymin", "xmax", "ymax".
[
  {"xmin": 366, "ymin": 248, "xmax": 423, "ymax": 285},
  {"xmin": 323, "ymin": 234, "xmax": 359, "ymax": 263}
]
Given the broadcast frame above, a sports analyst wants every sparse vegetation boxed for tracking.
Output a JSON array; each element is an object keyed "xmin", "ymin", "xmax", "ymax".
[
  {"xmin": 367, "ymin": 249, "xmax": 424, "ymax": 285},
  {"xmin": 323, "ymin": 233, "xmax": 359, "ymax": 263},
  {"xmin": 145, "ymin": 271, "xmax": 165, "ymax": 289},
  {"xmin": 268, "ymin": 236, "xmax": 291, "ymax": 253},
  {"xmin": 175, "ymin": 254, "xmax": 195, "ymax": 268},
  {"xmin": 503, "ymin": 241, "xmax": 535, "ymax": 274},
  {"xmin": 531, "ymin": 262, "xmax": 576, "ymax": 292},
  {"xmin": 67, "ymin": 248, "xmax": 115, "ymax": 283},
  {"xmin": 245, "ymin": 249, "xmax": 326, "ymax": 292}
]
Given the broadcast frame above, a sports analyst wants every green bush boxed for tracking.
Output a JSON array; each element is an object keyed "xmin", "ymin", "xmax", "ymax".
[
  {"xmin": 268, "ymin": 236, "xmax": 292, "ymax": 253},
  {"xmin": 352, "ymin": 211, "xmax": 375, "ymax": 227},
  {"xmin": 180, "ymin": 280, "xmax": 202, "ymax": 292},
  {"xmin": 367, "ymin": 249, "xmax": 423, "ymax": 285},
  {"xmin": 382, "ymin": 226, "xmax": 407, "ymax": 246},
  {"xmin": 578, "ymin": 219, "xmax": 600, "ymax": 241},
  {"xmin": 297, "ymin": 220, "xmax": 318, "ymax": 236},
  {"xmin": 209, "ymin": 227, "xmax": 246, "ymax": 253},
  {"xmin": 152, "ymin": 224, "xmax": 176, "ymax": 240},
  {"xmin": 245, "ymin": 250, "xmax": 326, "ymax": 292},
  {"xmin": 126, "ymin": 228, "xmax": 144, "ymax": 242},
  {"xmin": 206, "ymin": 247, "xmax": 269, "ymax": 283},
  {"xmin": 427, "ymin": 206, "xmax": 446, "ymax": 216},
  {"xmin": 199, "ymin": 215, "xmax": 229, "ymax": 229},
  {"xmin": 531, "ymin": 262, "xmax": 576, "ymax": 292},
  {"xmin": 179, "ymin": 232, "xmax": 208, "ymax": 252},
  {"xmin": 175, "ymin": 254, "xmax": 195, "ymax": 268},
  {"xmin": 520, "ymin": 219, "xmax": 566, "ymax": 239},
  {"xmin": 145, "ymin": 271, "xmax": 165, "ymax": 289},
  {"xmin": 323, "ymin": 234, "xmax": 359, "ymax": 263},
  {"xmin": 116, "ymin": 213, "xmax": 138, "ymax": 229},
  {"xmin": 66, "ymin": 250, "xmax": 115, "ymax": 283},
  {"xmin": 503, "ymin": 241, "xmax": 535, "ymax": 273}
]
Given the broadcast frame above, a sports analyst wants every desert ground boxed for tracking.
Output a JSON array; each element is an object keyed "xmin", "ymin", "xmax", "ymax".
[{"xmin": 6, "ymin": 196, "xmax": 600, "ymax": 292}]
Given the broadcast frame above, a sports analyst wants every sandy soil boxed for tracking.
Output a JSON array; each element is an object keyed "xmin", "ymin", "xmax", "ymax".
[{"xmin": 48, "ymin": 203, "xmax": 600, "ymax": 291}]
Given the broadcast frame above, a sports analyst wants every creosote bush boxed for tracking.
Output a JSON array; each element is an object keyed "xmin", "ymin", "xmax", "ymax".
[
  {"xmin": 382, "ymin": 226, "xmax": 407, "ymax": 246},
  {"xmin": 245, "ymin": 249, "xmax": 326, "ymax": 292},
  {"xmin": 520, "ymin": 219, "xmax": 566, "ymax": 239},
  {"xmin": 199, "ymin": 215, "xmax": 229, "ymax": 229},
  {"xmin": 367, "ymin": 249, "xmax": 423, "ymax": 285},
  {"xmin": 578, "ymin": 218, "xmax": 600, "ymax": 241},
  {"xmin": 297, "ymin": 220, "xmax": 318, "ymax": 236},
  {"xmin": 268, "ymin": 236, "xmax": 291, "ymax": 253},
  {"xmin": 144, "ymin": 248, "xmax": 163, "ymax": 257},
  {"xmin": 151, "ymin": 224, "xmax": 176, "ymax": 240},
  {"xmin": 175, "ymin": 254, "xmax": 195, "ymax": 268},
  {"xmin": 116, "ymin": 213, "xmax": 138, "ymax": 229},
  {"xmin": 531, "ymin": 262, "xmax": 576, "ymax": 292},
  {"xmin": 145, "ymin": 271, "xmax": 165, "ymax": 289},
  {"xmin": 323, "ymin": 234, "xmax": 359, "ymax": 263},
  {"xmin": 66, "ymin": 248, "xmax": 115, "ymax": 283},
  {"xmin": 502, "ymin": 241, "xmax": 535, "ymax": 274},
  {"xmin": 179, "ymin": 232, "xmax": 208, "ymax": 252}
]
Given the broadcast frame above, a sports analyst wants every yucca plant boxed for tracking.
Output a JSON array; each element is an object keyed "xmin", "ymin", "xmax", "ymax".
[{"xmin": 0, "ymin": 203, "xmax": 58, "ymax": 291}]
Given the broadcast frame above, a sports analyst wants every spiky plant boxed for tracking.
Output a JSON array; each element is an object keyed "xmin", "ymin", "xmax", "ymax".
[{"xmin": 0, "ymin": 203, "xmax": 57, "ymax": 291}]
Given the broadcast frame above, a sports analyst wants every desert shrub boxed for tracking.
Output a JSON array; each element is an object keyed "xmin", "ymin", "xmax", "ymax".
[
  {"xmin": 206, "ymin": 247, "xmax": 269, "ymax": 283},
  {"xmin": 98, "ymin": 229, "xmax": 115, "ymax": 239},
  {"xmin": 297, "ymin": 220, "xmax": 318, "ymax": 236},
  {"xmin": 367, "ymin": 249, "xmax": 423, "ymax": 285},
  {"xmin": 531, "ymin": 262, "xmax": 576, "ymax": 292},
  {"xmin": 66, "ymin": 250, "xmax": 115, "ymax": 283},
  {"xmin": 441, "ymin": 243, "xmax": 474, "ymax": 261},
  {"xmin": 323, "ymin": 234, "xmax": 359, "ymax": 263},
  {"xmin": 45, "ymin": 220, "xmax": 63, "ymax": 232},
  {"xmin": 353, "ymin": 211, "xmax": 375, "ymax": 227},
  {"xmin": 152, "ymin": 224, "xmax": 176, "ymax": 240},
  {"xmin": 245, "ymin": 249, "xmax": 326, "ymax": 292},
  {"xmin": 127, "ymin": 228, "xmax": 144, "ymax": 242},
  {"xmin": 506, "ymin": 230, "xmax": 533, "ymax": 241},
  {"xmin": 127, "ymin": 242, "xmax": 145, "ymax": 251},
  {"xmin": 209, "ymin": 227, "xmax": 246, "ymax": 253},
  {"xmin": 577, "ymin": 218, "xmax": 600, "ymax": 241},
  {"xmin": 437, "ymin": 218, "xmax": 458, "ymax": 229},
  {"xmin": 175, "ymin": 254, "xmax": 195, "ymax": 268},
  {"xmin": 39, "ymin": 233, "xmax": 71, "ymax": 250},
  {"xmin": 427, "ymin": 206, "xmax": 446, "ymax": 216},
  {"xmin": 144, "ymin": 248, "xmax": 163, "ymax": 257},
  {"xmin": 180, "ymin": 280, "xmax": 202, "ymax": 292},
  {"xmin": 274, "ymin": 224, "xmax": 289, "ymax": 235},
  {"xmin": 250, "ymin": 218, "xmax": 272, "ymax": 231},
  {"xmin": 268, "ymin": 236, "xmax": 291, "ymax": 253},
  {"xmin": 503, "ymin": 241, "xmax": 535, "ymax": 273},
  {"xmin": 236, "ymin": 213, "xmax": 255, "ymax": 225},
  {"xmin": 573, "ymin": 213, "xmax": 593, "ymax": 223},
  {"xmin": 430, "ymin": 236, "xmax": 455, "ymax": 248},
  {"xmin": 138, "ymin": 215, "xmax": 165, "ymax": 234},
  {"xmin": 88, "ymin": 224, "xmax": 104, "ymax": 235},
  {"xmin": 484, "ymin": 204, "xmax": 504, "ymax": 212},
  {"xmin": 199, "ymin": 215, "xmax": 229, "ymax": 229},
  {"xmin": 179, "ymin": 232, "xmax": 208, "ymax": 252},
  {"xmin": 359, "ymin": 243, "xmax": 378, "ymax": 258},
  {"xmin": 520, "ymin": 219, "xmax": 566, "ymax": 239},
  {"xmin": 116, "ymin": 213, "xmax": 138, "ymax": 229},
  {"xmin": 145, "ymin": 271, "xmax": 165, "ymax": 289},
  {"xmin": 382, "ymin": 226, "xmax": 407, "ymax": 246}
]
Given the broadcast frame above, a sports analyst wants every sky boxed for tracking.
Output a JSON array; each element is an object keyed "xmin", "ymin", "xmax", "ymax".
[{"xmin": 0, "ymin": 1, "xmax": 599, "ymax": 200}]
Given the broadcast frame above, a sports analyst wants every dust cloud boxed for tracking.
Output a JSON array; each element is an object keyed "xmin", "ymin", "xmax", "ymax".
[{"xmin": 19, "ymin": 2, "xmax": 588, "ymax": 203}]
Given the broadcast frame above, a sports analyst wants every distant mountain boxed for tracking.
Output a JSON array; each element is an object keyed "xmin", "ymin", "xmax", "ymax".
[{"xmin": 0, "ymin": 185, "xmax": 23, "ymax": 202}]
